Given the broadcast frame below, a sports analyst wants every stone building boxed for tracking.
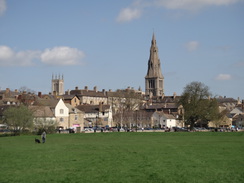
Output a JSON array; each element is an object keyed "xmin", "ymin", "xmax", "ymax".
[
  {"xmin": 145, "ymin": 33, "xmax": 164, "ymax": 97},
  {"xmin": 55, "ymin": 99, "xmax": 69, "ymax": 128},
  {"xmin": 52, "ymin": 74, "xmax": 64, "ymax": 95},
  {"xmin": 69, "ymin": 86, "xmax": 108, "ymax": 105},
  {"xmin": 76, "ymin": 103, "xmax": 113, "ymax": 127}
]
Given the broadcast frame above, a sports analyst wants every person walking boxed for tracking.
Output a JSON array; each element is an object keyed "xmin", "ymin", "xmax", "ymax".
[{"xmin": 41, "ymin": 130, "xmax": 46, "ymax": 143}]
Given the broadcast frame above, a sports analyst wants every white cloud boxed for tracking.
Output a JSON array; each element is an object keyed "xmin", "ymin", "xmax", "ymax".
[
  {"xmin": 154, "ymin": 0, "xmax": 242, "ymax": 11},
  {"xmin": 0, "ymin": 0, "xmax": 6, "ymax": 16},
  {"xmin": 116, "ymin": 7, "xmax": 142, "ymax": 23},
  {"xmin": 0, "ymin": 46, "xmax": 40, "ymax": 66},
  {"xmin": 0, "ymin": 46, "xmax": 85, "ymax": 66},
  {"xmin": 116, "ymin": 0, "xmax": 243, "ymax": 22},
  {"xmin": 40, "ymin": 47, "xmax": 85, "ymax": 66},
  {"xmin": 185, "ymin": 41, "xmax": 199, "ymax": 51},
  {"xmin": 215, "ymin": 74, "xmax": 232, "ymax": 80}
]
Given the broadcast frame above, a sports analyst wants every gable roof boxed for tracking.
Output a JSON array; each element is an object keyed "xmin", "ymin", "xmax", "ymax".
[
  {"xmin": 29, "ymin": 106, "xmax": 54, "ymax": 117},
  {"xmin": 61, "ymin": 95, "xmax": 80, "ymax": 100},
  {"xmin": 65, "ymin": 103, "xmax": 83, "ymax": 114},
  {"xmin": 155, "ymin": 111, "xmax": 176, "ymax": 119},
  {"xmin": 76, "ymin": 104, "xmax": 110, "ymax": 113},
  {"xmin": 70, "ymin": 89, "xmax": 107, "ymax": 98},
  {"xmin": 217, "ymin": 97, "xmax": 237, "ymax": 103}
]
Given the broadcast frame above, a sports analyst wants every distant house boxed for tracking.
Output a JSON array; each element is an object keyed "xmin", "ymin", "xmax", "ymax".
[
  {"xmin": 17, "ymin": 92, "xmax": 38, "ymax": 105},
  {"xmin": 76, "ymin": 103, "xmax": 113, "ymax": 127},
  {"xmin": 65, "ymin": 103, "xmax": 85, "ymax": 132},
  {"xmin": 0, "ymin": 88, "xmax": 19, "ymax": 105},
  {"xmin": 61, "ymin": 95, "xmax": 80, "ymax": 107},
  {"xmin": 230, "ymin": 107, "xmax": 243, "ymax": 117},
  {"xmin": 70, "ymin": 86, "xmax": 108, "ymax": 105},
  {"xmin": 208, "ymin": 116, "xmax": 232, "ymax": 128},
  {"xmin": 55, "ymin": 99, "xmax": 69, "ymax": 129},
  {"xmin": 232, "ymin": 114, "xmax": 244, "ymax": 128},
  {"xmin": 217, "ymin": 96, "xmax": 238, "ymax": 111},
  {"xmin": 29, "ymin": 106, "xmax": 56, "ymax": 129},
  {"xmin": 144, "ymin": 100, "xmax": 183, "ymax": 117},
  {"xmin": 152, "ymin": 111, "xmax": 177, "ymax": 128}
]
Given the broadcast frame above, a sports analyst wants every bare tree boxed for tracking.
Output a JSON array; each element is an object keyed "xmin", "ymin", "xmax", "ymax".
[
  {"xmin": 19, "ymin": 86, "xmax": 36, "ymax": 94},
  {"xmin": 112, "ymin": 89, "xmax": 144, "ymax": 127}
]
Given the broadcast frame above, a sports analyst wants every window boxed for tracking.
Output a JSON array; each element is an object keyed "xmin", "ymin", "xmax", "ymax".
[
  {"xmin": 60, "ymin": 109, "xmax": 64, "ymax": 114},
  {"xmin": 75, "ymin": 115, "xmax": 78, "ymax": 121},
  {"xmin": 60, "ymin": 118, "xmax": 64, "ymax": 122}
]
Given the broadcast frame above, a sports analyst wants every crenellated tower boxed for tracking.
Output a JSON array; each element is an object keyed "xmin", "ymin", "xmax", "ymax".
[
  {"xmin": 145, "ymin": 33, "xmax": 164, "ymax": 97},
  {"xmin": 52, "ymin": 74, "xmax": 64, "ymax": 95}
]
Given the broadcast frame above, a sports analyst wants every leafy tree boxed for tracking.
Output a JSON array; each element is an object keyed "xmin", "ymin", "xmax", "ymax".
[
  {"xmin": 3, "ymin": 105, "xmax": 33, "ymax": 133},
  {"xmin": 178, "ymin": 81, "xmax": 220, "ymax": 130}
]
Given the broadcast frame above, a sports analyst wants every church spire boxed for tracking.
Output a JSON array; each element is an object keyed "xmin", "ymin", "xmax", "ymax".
[
  {"xmin": 145, "ymin": 33, "xmax": 164, "ymax": 97},
  {"xmin": 152, "ymin": 32, "xmax": 156, "ymax": 45}
]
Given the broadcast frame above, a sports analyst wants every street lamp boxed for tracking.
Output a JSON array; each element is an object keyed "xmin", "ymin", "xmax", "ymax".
[
  {"xmin": 136, "ymin": 110, "xmax": 138, "ymax": 132},
  {"xmin": 94, "ymin": 115, "xmax": 98, "ymax": 133}
]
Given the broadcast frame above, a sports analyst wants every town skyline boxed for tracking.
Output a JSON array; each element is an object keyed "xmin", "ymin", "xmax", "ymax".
[{"xmin": 0, "ymin": 0, "xmax": 243, "ymax": 99}]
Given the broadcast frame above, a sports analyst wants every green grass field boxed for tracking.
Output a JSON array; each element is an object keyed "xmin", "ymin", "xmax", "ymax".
[{"xmin": 0, "ymin": 132, "xmax": 243, "ymax": 183}]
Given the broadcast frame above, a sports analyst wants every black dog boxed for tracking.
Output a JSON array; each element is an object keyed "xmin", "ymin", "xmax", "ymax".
[{"xmin": 35, "ymin": 138, "xmax": 40, "ymax": 143}]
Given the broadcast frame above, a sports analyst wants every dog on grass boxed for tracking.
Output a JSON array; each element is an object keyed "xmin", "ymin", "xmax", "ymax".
[{"xmin": 35, "ymin": 138, "xmax": 41, "ymax": 144}]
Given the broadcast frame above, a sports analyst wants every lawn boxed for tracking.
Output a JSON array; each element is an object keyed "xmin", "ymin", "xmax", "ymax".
[{"xmin": 0, "ymin": 132, "xmax": 243, "ymax": 183}]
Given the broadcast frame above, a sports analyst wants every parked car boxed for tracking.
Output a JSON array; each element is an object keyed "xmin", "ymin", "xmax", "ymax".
[
  {"xmin": 0, "ymin": 129, "xmax": 11, "ymax": 134},
  {"xmin": 173, "ymin": 127, "xmax": 188, "ymax": 132}
]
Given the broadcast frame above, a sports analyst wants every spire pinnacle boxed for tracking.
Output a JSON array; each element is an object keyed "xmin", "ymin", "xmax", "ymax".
[{"xmin": 152, "ymin": 32, "xmax": 156, "ymax": 45}]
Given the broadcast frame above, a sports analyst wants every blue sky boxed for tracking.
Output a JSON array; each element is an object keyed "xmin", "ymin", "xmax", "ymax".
[{"xmin": 0, "ymin": 0, "xmax": 243, "ymax": 100}]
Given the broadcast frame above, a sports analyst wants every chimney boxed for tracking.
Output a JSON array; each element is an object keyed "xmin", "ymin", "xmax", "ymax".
[
  {"xmin": 15, "ymin": 89, "xmax": 18, "ymax": 93},
  {"xmin": 242, "ymin": 100, "xmax": 244, "ymax": 111},
  {"xmin": 173, "ymin": 92, "xmax": 177, "ymax": 99},
  {"xmin": 75, "ymin": 86, "xmax": 79, "ymax": 90},
  {"xmin": 65, "ymin": 90, "xmax": 70, "ymax": 95},
  {"xmin": 38, "ymin": 92, "xmax": 42, "ymax": 98},
  {"xmin": 18, "ymin": 94, "xmax": 22, "ymax": 100},
  {"xmin": 94, "ymin": 86, "xmax": 97, "ymax": 92},
  {"xmin": 102, "ymin": 89, "xmax": 106, "ymax": 95},
  {"xmin": 84, "ymin": 86, "xmax": 88, "ymax": 91},
  {"xmin": 5, "ymin": 88, "xmax": 10, "ymax": 97},
  {"xmin": 237, "ymin": 97, "xmax": 241, "ymax": 105},
  {"xmin": 99, "ymin": 102, "xmax": 103, "ymax": 112}
]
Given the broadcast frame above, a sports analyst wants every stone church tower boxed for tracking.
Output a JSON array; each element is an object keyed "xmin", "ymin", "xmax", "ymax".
[
  {"xmin": 52, "ymin": 74, "xmax": 64, "ymax": 95},
  {"xmin": 145, "ymin": 33, "xmax": 164, "ymax": 97}
]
